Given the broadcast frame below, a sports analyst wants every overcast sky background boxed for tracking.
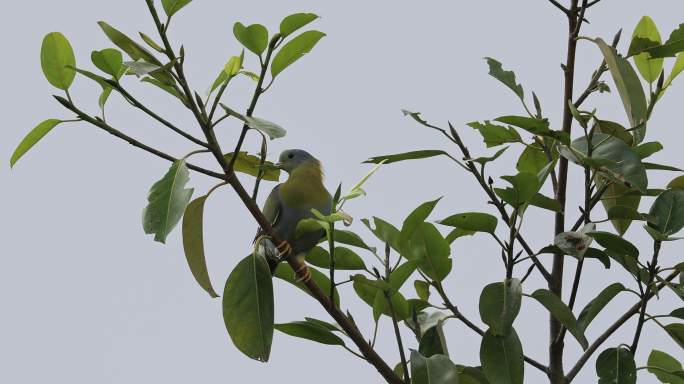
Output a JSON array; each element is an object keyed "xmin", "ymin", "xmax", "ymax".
[{"xmin": 2, "ymin": 1, "xmax": 683, "ymax": 383}]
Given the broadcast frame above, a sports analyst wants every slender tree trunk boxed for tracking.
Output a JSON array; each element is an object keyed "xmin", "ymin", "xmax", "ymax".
[{"xmin": 550, "ymin": 1, "xmax": 580, "ymax": 382}]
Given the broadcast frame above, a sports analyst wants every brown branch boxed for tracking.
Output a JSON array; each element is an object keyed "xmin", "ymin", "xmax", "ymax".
[
  {"xmin": 54, "ymin": 96, "xmax": 223, "ymax": 180},
  {"xmin": 108, "ymin": 80, "xmax": 208, "ymax": 147},
  {"xmin": 433, "ymin": 281, "xmax": 549, "ymax": 374},
  {"xmin": 139, "ymin": 3, "xmax": 403, "ymax": 383},
  {"xmin": 550, "ymin": 1, "xmax": 583, "ymax": 382},
  {"xmin": 565, "ymin": 269, "xmax": 680, "ymax": 382},
  {"xmin": 448, "ymin": 123, "xmax": 552, "ymax": 283},
  {"xmin": 630, "ymin": 240, "xmax": 662, "ymax": 352}
]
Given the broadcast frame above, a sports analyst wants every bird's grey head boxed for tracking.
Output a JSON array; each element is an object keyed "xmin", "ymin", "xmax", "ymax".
[{"xmin": 277, "ymin": 149, "xmax": 317, "ymax": 173}]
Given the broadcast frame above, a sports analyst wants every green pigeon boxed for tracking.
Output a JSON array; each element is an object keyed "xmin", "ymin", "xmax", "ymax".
[{"xmin": 256, "ymin": 149, "xmax": 332, "ymax": 277}]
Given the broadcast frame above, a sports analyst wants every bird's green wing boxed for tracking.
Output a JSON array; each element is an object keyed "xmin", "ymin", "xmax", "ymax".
[
  {"xmin": 254, "ymin": 185, "xmax": 282, "ymax": 242},
  {"xmin": 262, "ymin": 185, "xmax": 282, "ymax": 226}
]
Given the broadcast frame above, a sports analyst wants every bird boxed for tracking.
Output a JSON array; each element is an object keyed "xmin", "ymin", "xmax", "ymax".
[{"xmin": 255, "ymin": 149, "xmax": 332, "ymax": 281}]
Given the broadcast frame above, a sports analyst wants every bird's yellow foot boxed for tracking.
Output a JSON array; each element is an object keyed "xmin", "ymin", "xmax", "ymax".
[
  {"xmin": 276, "ymin": 240, "xmax": 293, "ymax": 259},
  {"xmin": 294, "ymin": 263, "xmax": 312, "ymax": 283}
]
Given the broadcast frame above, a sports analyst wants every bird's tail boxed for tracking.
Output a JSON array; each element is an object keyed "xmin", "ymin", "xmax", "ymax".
[{"xmin": 254, "ymin": 235, "xmax": 280, "ymax": 273}]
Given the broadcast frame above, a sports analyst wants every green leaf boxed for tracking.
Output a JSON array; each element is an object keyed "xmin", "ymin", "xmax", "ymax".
[
  {"xmin": 479, "ymin": 279, "xmax": 522, "ymax": 336},
  {"xmin": 631, "ymin": 16, "xmax": 664, "ymax": 83},
  {"xmin": 223, "ymin": 152, "xmax": 280, "ymax": 181},
  {"xmin": 517, "ymin": 145, "xmax": 548, "ymax": 175},
  {"xmin": 233, "ymin": 22, "xmax": 268, "ymax": 56},
  {"xmin": 598, "ymin": 177, "xmax": 641, "ymax": 235},
  {"xmin": 664, "ymin": 52, "xmax": 684, "ymax": 91},
  {"xmin": 10, "ymin": 119, "xmax": 62, "ymax": 168},
  {"xmin": 445, "ymin": 228, "xmax": 476, "ymax": 244},
  {"xmin": 362, "ymin": 217, "xmax": 401, "ymax": 252},
  {"xmin": 271, "ymin": 30, "xmax": 325, "ymax": 78},
  {"xmin": 331, "ymin": 230, "xmax": 375, "ymax": 252},
  {"xmin": 139, "ymin": 32, "xmax": 164, "ymax": 53},
  {"xmin": 485, "ymin": 57, "xmax": 524, "ymax": 100},
  {"xmin": 584, "ymin": 247, "xmax": 612, "ymax": 269},
  {"xmin": 594, "ymin": 38, "xmax": 648, "ymax": 142},
  {"xmin": 400, "ymin": 198, "xmax": 441, "ymax": 252},
  {"xmin": 305, "ymin": 246, "xmax": 366, "ymax": 270},
  {"xmin": 495, "ymin": 172, "xmax": 540, "ymax": 207},
  {"xmin": 635, "ymin": 141, "xmax": 664, "ymax": 159},
  {"xmin": 182, "ymin": 195, "xmax": 218, "ymax": 298},
  {"xmin": 668, "ymin": 176, "xmax": 684, "ymax": 190},
  {"xmin": 588, "ymin": 231, "xmax": 639, "ymax": 259},
  {"xmin": 274, "ymin": 263, "xmax": 340, "ymax": 307},
  {"xmin": 404, "ymin": 223, "xmax": 452, "ymax": 281},
  {"xmin": 419, "ymin": 323, "xmax": 449, "ymax": 358},
  {"xmin": 275, "ymin": 321, "xmax": 345, "ymax": 346},
  {"xmin": 352, "ymin": 275, "xmax": 409, "ymax": 320},
  {"xmin": 40, "ymin": 32, "xmax": 76, "ymax": 90},
  {"xmin": 162, "ymin": 0, "xmax": 193, "ymax": 18},
  {"xmin": 142, "ymin": 77, "xmax": 188, "ymax": 106},
  {"xmin": 142, "ymin": 160, "xmax": 194, "ymax": 244},
  {"xmin": 98, "ymin": 22, "xmax": 161, "ymax": 65},
  {"xmin": 410, "ymin": 350, "xmax": 460, "ymax": 384},
  {"xmin": 304, "ymin": 317, "xmax": 342, "ymax": 332},
  {"xmin": 364, "ymin": 150, "xmax": 449, "ymax": 165},
  {"xmin": 495, "ymin": 115, "xmax": 549, "ymax": 135},
  {"xmin": 595, "ymin": 120, "xmax": 634, "ymax": 146},
  {"xmin": 607, "ymin": 205, "xmax": 655, "ymax": 222},
  {"xmin": 596, "ymin": 347, "xmax": 636, "ymax": 384},
  {"xmin": 671, "ymin": 308, "xmax": 684, "ymax": 320},
  {"xmin": 529, "ymin": 193, "xmax": 563, "ymax": 212},
  {"xmin": 244, "ymin": 116, "xmax": 287, "ymax": 140},
  {"xmin": 415, "ymin": 280, "xmax": 431, "ymax": 301},
  {"xmin": 649, "ymin": 189, "xmax": 684, "ymax": 237},
  {"xmin": 389, "ymin": 260, "xmax": 420, "ymax": 290},
  {"xmin": 224, "ymin": 52, "xmax": 244, "ymax": 77},
  {"xmin": 570, "ymin": 133, "xmax": 648, "ymax": 193},
  {"xmin": 280, "ymin": 13, "xmax": 319, "ymax": 37},
  {"xmin": 472, "ymin": 146, "xmax": 509, "ymax": 165},
  {"xmin": 577, "ymin": 283, "xmax": 625, "ymax": 331},
  {"xmin": 648, "ymin": 349, "xmax": 684, "ymax": 383},
  {"xmin": 665, "ymin": 323, "xmax": 684, "ymax": 349},
  {"xmin": 222, "ymin": 253, "xmax": 273, "ymax": 361},
  {"xmin": 644, "ymin": 163, "xmax": 684, "ymax": 172},
  {"xmin": 91, "ymin": 48, "xmax": 123, "ymax": 80},
  {"xmin": 438, "ymin": 212, "xmax": 497, "ymax": 233},
  {"xmin": 468, "ymin": 121, "xmax": 522, "ymax": 148},
  {"xmin": 480, "ymin": 328, "xmax": 524, "ymax": 384},
  {"xmin": 646, "ymin": 24, "xmax": 684, "ymax": 58},
  {"xmin": 530, "ymin": 289, "xmax": 588, "ymax": 349}
]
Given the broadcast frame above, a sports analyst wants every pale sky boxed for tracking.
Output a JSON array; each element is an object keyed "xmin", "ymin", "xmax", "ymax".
[{"xmin": 2, "ymin": 1, "xmax": 683, "ymax": 383}]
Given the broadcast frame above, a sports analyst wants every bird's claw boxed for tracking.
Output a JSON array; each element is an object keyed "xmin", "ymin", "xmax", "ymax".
[
  {"xmin": 294, "ymin": 263, "xmax": 312, "ymax": 283},
  {"xmin": 276, "ymin": 240, "xmax": 293, "ymax": 259}
]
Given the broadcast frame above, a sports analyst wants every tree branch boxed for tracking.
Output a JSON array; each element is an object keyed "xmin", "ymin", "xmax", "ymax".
[
  {"xmin": 550, "ymin": 1, "xmax": 583, "ymax": 382},
  {"xmin": 448, "ymin": 123, "xmax": 552, "ymax": 283},
  {"xmin": 54, "ymin": 96, "xmax": 223, "ymax": 180},
  {"xmin": 108, "ymin": 80, "xmax": 208, "ymax": 147},
  {"xmin": 139, "ymin": 4, "xmax": 404, "ymax": 383},
  {"xmin": 546, "ymin": 0, "xmax": 570, "ymax": 14},
  {"xmin": 385, "ymin": 244, "xmax": 409, "ymax": 384},
  {"xmin": 433, "ymin": 281, "xmax": 549, "ymax": 374},
  {"xmin": 630, "ymin": 240, "xmax": 662, "ymax": 352},
  {"xmin": 565, "ymin": 269, "xmax": 679, "ymax": 382}
]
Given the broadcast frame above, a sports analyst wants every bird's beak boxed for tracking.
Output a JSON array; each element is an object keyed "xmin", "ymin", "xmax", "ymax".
[{"xmin": 274, "ymin": 162, "xmax": 284, "ymax": 169}]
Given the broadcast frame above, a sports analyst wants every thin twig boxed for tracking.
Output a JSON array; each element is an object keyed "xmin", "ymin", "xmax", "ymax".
[
  {"xmin": 448, "ymin": 123, "xmax": 552, "ymax": 283},
  {"xmin": 54, "ymin": 96, "xmax": 224, "ymax": 180},
  {"xmin": 547, "ymin": 0, "xmax": 570, "ymax": 14},
  {"xmin": 566, "ymin": 269, "xmax": 679, "ymax": 382},
  {"xmin": 109, "ymin": 81, "xmax": 208, "ymax": 147},
  {"xmin": 433, "ymin": 281, "xmax": 549, "ymax": 374},
  {"xmin": 384, "ymin": 243, "xmax": 409, "ymax": 384}
]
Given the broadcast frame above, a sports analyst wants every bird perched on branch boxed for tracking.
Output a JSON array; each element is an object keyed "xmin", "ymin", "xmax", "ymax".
[{"xmin": 255, "ymin": 149, "xmax": 332, "ymax": 281}]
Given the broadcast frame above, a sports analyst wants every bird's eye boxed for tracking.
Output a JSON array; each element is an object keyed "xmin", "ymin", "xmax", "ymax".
[{"xmin": 288, "ymin": 153, "xmax": 294, "ymax": 159}]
